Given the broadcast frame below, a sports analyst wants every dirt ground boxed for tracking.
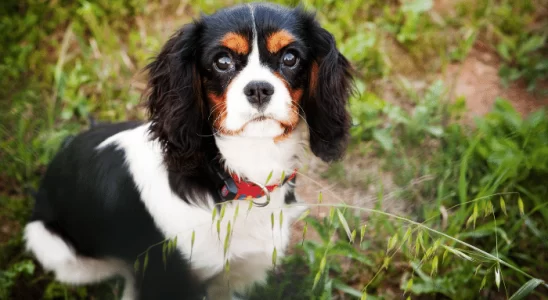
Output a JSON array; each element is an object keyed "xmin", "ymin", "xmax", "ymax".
[{"xmin": 447, "ymin": 44, "xmax": 548, "ymax": 121}]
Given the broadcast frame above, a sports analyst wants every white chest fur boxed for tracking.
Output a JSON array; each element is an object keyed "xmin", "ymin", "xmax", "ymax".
[{"xmin": 98, "ymin": 124, "xmax": 306, "ymax": 297}]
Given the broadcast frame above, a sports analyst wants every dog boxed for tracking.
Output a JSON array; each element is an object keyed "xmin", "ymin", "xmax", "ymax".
[{"xmin": 24, "ymin": 3, "xmax": 353, "ymax": 299}]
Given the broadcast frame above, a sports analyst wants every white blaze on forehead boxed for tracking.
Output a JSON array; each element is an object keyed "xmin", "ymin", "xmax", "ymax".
[{"xmin": 222, "ymin": 5, "xmax": 292, "ymax": 137}]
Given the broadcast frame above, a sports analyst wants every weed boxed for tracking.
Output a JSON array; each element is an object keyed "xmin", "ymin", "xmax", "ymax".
[{"xmin": 1, "ymin": 0, "xmax": 547, "ymax": 299}]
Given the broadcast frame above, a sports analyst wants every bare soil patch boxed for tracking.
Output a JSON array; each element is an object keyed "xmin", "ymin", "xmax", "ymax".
[{"xmin": 447, "ymin": 45, "xmax": 547, "ymax": 121}]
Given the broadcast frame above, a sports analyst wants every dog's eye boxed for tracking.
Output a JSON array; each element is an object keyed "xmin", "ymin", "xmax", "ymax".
[
  {"xmin": 282, "ymin": 51, "xmax": 298, "ymax": 67},
  {"xmin": 214, "ymin": 54, "xmax": 234, "ymax": 71}
]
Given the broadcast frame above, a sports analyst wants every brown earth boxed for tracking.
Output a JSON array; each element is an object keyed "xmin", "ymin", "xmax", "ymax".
[{"xmin": 446, "ymin": 44, "xmax": 547, "ymax": 121}]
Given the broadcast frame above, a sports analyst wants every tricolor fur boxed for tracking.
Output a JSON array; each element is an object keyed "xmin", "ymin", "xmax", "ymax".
[{"xmin": 24, "ymin": 3, "xmax": 353, "ymax": 300}]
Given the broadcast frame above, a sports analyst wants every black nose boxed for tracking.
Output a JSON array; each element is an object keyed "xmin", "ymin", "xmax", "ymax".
[{"xmin": 244, "ymin": 81, "xmax": 274, "ymax": 109}]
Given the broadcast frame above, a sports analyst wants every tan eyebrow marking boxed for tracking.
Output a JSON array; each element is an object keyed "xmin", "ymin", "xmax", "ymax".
[
  {"xmin": 221, "ymin": 32, "xmax": 249, "ymax": 55},
  {"xmin": 266, "ymin": 30, "xmax": 295, "ymax": 53}
]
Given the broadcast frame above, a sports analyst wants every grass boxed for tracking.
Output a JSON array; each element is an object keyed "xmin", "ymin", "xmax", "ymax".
[{"xmin": 1, "ymin": 0, "xmax": 547, "ymax": 299}]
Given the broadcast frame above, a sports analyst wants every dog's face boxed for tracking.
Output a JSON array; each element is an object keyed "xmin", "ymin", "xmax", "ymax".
[
  {"xmin": 200, "ymin": 6, "xmax": 309, "ymax": 139},
  {"xmin": 146, "ymin": 4, "xmax": 353, "ymax": 172}
]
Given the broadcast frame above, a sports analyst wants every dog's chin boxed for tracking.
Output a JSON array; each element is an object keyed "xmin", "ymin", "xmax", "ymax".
[{"xmin": 239, "ymin": 118, "xmax": 285, "ymax": 138}]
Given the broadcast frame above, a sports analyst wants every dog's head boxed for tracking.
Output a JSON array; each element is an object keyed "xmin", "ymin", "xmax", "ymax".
[{"xmin": 146, "ymin": 4, "xmax": 353, "ymax": 173}]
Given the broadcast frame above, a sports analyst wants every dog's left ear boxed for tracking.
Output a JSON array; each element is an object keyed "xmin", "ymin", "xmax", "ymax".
[{"xmin": 303, "ymin": 15, "xmax": 354, "ymax": 162}]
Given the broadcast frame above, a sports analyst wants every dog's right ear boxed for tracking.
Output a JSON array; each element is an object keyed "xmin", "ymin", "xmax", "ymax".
[{"xmin": 145, "ymin": 23, "xmax": 206, "ymax": 174}]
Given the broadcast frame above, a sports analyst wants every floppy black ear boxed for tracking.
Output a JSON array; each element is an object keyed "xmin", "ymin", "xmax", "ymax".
[
  {"xmin": 304, "ymin": 21, "xmax": 353, "ymax": 162},
  {"xmin": 145, "ymin": 23, "xmax": 207, "ymax": 174}
]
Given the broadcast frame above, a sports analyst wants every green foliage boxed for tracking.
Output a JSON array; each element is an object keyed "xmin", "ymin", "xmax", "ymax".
[
  {"xmin": 396, "ymin": 0, "xmax": 433, "ymax": 43},
  {"xmin": 509, "ymin": 279, "xmax": 545, "ymax": 300},
  {"xmin": 350, "ymin": 91, "xmax": 548, "ymax": 297},
  {"xmin": 1, "ymin": 0, "xmax": 149, "ymax": 186},
  {"xmin": 457, "ymin": 0, "xmax": 548, "ymax": 92},
  {"xmin": 366, "ymin": 88, "xmax": 546, "ymax": 296},
  {"xmin": 1, "ymin": 0, "xmax": 547, "ymax": 299},
  {"xmin": 497, "ymin": 33, "xmax": 548, "ymax": 92},
  {"xmin": 252, "ymin": 209, "xmax": 377, "ymax": 299},
  {"xmin": 0, "ymin": 260, "xmax": 35, "ymax": 300}
]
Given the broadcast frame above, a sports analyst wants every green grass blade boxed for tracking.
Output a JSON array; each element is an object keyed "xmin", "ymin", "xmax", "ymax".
[
  {"xmin": 336, "ymin": 208, "xmax": 352, "ymax": 241},
  {"xmin": 508, "ymin": 279, "xmax": 544, "ymax": 300}
]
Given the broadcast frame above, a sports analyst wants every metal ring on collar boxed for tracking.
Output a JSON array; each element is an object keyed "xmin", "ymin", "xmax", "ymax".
[{"xmin": 246, "ymin": 180, "xmax": 271, "ymax": 207}]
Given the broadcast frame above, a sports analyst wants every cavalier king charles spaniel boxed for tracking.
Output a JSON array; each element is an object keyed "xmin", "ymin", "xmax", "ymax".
[{"xmin": 24, "ymin": 3, "xmax": 353, "ymax": 300}]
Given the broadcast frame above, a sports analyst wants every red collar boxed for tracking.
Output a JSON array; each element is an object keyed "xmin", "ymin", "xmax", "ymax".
[{"xmin": 220, "ymin": 169, "xmax": 298, "ymax": 200}]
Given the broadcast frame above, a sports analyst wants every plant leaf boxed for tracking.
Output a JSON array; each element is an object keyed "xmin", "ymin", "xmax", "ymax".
[
  {"xmin": 319, "ymin": 256, "xmax": 327, "ymax": 273},
  {"xmin": 499, "ymin": 197, "xmax": 507, "ymax": 216},
  {"xmin": 360, "ymin": 224, "xmax": 367, "ymax": 244},
  {"xmin": 431, "ymin": 255, "xmax": 438, "ymax": 276},
  {"xmin": 265, "ymin": 170, "xmax": 273, "ymax": 185},
  {"xmin": 233, "ymin": 203, "xmax": 239, "ymax": 222},
  {"xmin": 332, "ymin": 280, "xmax": 364, "ymax": 297},
  {"xmin": 134, "ymin": 259, "xmax": 140, "ymax": 273},
  {"xmin": 405, "ymin": 278, "xmax": 413, "ymax": 293},
  {"xmin": 313, "ymin": 271, "xmax": 322, "ymax": 289},
  {"xmin": 302, "ymin": 222, "xmax": 308, "ymax": 245},
  {"xmin": 220, "ymin": 203, "xmax": 227, "ymax": 220},
  {"xmin": 211, "ymin": 207, "xmax": 217, "ymax": 224},
  {"xmin": 484, "ymin": 200, "xmax": 494, "ymax": 217},
  {"xmin": 442, "ymin": 245, "xmax": 473, "ymax": 261},
  {"xmin": 224, "ymin": 221, "xmax": 232, "ymax": 257},
  {"xmin": 382, "ymin": 257, "xmax": 391, "ymax": 270},
  {"xmin": 402, "ymin": 0, "xmax": 433, "ymax": 13},
  {"xmin": 372, "ymin": 128, "xmax": 393, "ymax": 151},
  {"xmin": 247, "ymin": 199, "xmax": 253, "ymax": 215},
  {"xmin": 225, "ymin": 259, "xmax": 230, "ymax": 274},
  {"xmin": 329, "ymin": 207, "xmax": 335, "ymax": 224},
  {"xmin": 216, "ymin": 220, "xmax": 221, "ymax": 240},
  {"xmin": 272, "ymin": 247, "xmax": 277, "ymax": 267},
  {"xmin": 495, "ymin": 267, "xmax": 501, "ymax": 289},
  {"xmin": 403, "ymin": 227, "xmax": 412, "ymax": 244},
  {"xmin": 167, "ymin": 239, "xmax": 173, "ymax": 255},
  {"xmin": 518, "ymin": 197, "xmax": 525, "ymax": 216},
  {"xmin": 480, "ymin": 274, "xmax": 487, "ymax": 291},
  {"xmin": 509, "ymin": 278, "xmax": 544, "ymax": 300},
  {"xmin": 298, "ymin": 209, "xmax": 310, "ymax": 221},
  {"xmin": 472, "ymin": 203, "xmax": 479, "ymax": 228},
  {"xmin": 279, "ymin": 210, "xmax": 284, "ymax": 231},
  {"xmin": 143, "ymin": 252, "xmax": 149, "ymax": 274},
  {"xmin": 336, "ymin": 209, "xmax": 352, "ymax": 241},
  {"xmin": 474, "ymin": 264, "xmax": 482, "ymax": 275},
  {"xmin": 387, "ymin": 233, "xmax": 398, "ymax": 253},
  {"xmin": 442, "ymin": 248, "xmax": 449, "ymax": 263},
  {"xmin": 190, "ymin": 230, "xmax": 196, "ymax": 260}
]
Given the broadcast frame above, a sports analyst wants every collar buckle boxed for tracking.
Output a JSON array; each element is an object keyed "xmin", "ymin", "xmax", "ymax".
[{"xmin": 206, "ymin": 151, "xmax": 297, "ymax": 206}]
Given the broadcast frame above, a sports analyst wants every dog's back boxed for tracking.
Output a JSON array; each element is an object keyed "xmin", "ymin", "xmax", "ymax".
[{"xmin": 25, "ymin": 121, "xmax": 204, "ymax": 300}]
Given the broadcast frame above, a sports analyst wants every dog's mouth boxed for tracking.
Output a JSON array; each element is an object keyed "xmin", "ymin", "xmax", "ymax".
[
  {"xmin": 228, "ymin": 114, "xmax": 284, "ymax": 137},
  {"xmin": 247, "ymin": 113, "xmax": 284, "ymax": 124},
  {"xmin": 250, "ymin": 115, "xmax": 270, "ymax": 122}
]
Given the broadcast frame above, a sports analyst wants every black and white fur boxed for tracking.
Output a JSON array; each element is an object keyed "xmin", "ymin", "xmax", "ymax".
[{"xmin": 25, "ymin": 3, "xmax": 353, "ymax": 300}]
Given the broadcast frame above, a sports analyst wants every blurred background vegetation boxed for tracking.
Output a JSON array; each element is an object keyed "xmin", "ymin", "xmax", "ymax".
[{"xmin": 1, "ymin": 0, "xmax": 547, "ymax": 299}]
